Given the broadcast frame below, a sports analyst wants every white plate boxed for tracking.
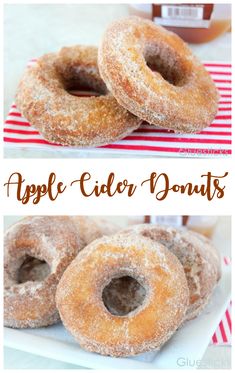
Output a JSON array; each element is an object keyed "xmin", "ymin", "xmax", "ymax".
[{"xmin": 4, "ymin": 265, "xmax": 231, "ymax": 370}]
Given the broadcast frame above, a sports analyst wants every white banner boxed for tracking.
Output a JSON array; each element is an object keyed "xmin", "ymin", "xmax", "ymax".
[{"xmin": 2, "ymin": 158, "xmax": 231, "ymax": 215}]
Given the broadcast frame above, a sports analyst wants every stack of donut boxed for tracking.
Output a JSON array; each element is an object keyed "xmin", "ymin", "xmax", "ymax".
[
  {"xmin": 4, "ymin": 216, "xmax": 221, "ymax": 357},
  {"xmin": 16, "ymin": 17, "xmax": 218, "ymax": 147}
]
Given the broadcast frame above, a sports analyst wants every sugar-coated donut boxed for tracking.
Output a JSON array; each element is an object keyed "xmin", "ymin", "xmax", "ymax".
[
  {"xmin": 4, "ymin": 216, "xmax": 82, "ymax": 328},
  {"xmin": 98, "ymin": 16, "xmax": 219, "ymax": 133},
  {"xmin": 16, "ymin": 45, "xmax": 141, "ymax": 147},
  {"xmin": 56, "ymin": 233, "xmax": 189, "ymax": 357},
  {"xmin": 7, "ymin": 217, "xmax": 118, "ymax": 287},
  {"xmin": 122, "ymin": 224, "xmax": 220, "ymax": 321}
]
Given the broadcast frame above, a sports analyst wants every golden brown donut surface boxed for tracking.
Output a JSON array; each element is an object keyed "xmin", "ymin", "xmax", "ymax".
[
  {"xmin": 121, "ymin": 224, "xmax": 220, "ymax": 321},
  {"xmin": 4, "ymin": 216, "xmax": 82, "ymax": 328},
  {"xmin": 16, "ymin": 45, "xmax": 141, "ymax": 147},
  {"xmin": 56, "ymin": 233, "xmax": 189, "ymax": 357},
  {"xmin": 98, "ymin": 16, "xmax": 219, "ymax": 133}
]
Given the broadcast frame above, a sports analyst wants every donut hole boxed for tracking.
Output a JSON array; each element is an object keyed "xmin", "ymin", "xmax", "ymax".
[
  {"xmin": 18, "ymin": 256, "xmax": 51, "ymax": 283},
  {"xmin": 59, "ymin": 67, "xmax": 108, "ymax": 97},
  {"xmin": 102, "ymin": 276, "xmax": 146, "ymax": 316},
  {"xmin": 144, "ymin": 45, "xmax": 190, "ymax": 86},
  {"xmin": 68, "ymin": 87, "xmax": 102, "ymax": 98}
]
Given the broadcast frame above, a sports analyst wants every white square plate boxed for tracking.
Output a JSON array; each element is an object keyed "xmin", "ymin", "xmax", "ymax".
[{"xmin": 4, "ymin": 265, "xmax": 231, "ymax": 370}]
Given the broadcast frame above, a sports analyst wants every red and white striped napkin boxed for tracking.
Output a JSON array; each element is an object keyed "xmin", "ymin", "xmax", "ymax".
[
  {"xmin": 4, "ymin": 62, "xmax": 231, "ymax": 157},
  {"xmin": 211, "ymin": 256, "xmax": 231, "ymax": 346}
]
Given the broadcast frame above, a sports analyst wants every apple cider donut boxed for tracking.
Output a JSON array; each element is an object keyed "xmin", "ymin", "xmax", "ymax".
[
  {"xmin": 98, "ymin": 16, "xmax": 219, "ymax": 133},
  {"xmin": 15, "ymin": 45, "xmax": 141, "ymax": 147},
  {"xmin": 121, "ymin": 225, "xmax": 220, "ymax": 321},
  {"xmin": 4, "ymin": 216, "xmax": 82, "ymax": 328},
  {"xmin": 56, "ymin": 233, "xmax": 189, "ymax": 357}
]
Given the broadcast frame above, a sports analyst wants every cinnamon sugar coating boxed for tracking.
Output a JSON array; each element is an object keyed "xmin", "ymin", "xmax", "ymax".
[
  {"xmin": 56, "ymin": 233, "xmax": 189, "ymax": 357},
  {"xmin": 4, "ymin": 216, "xmax": 82, "ymax": 328},
  {"xmin": 98, "ymin": 16, "xmax": 219, "ymax": 133},
  {"xmin": 15, "ymin": 45, "xmax": 141, "ymax": 147},
  {"xmin": 121, "ymin": 224, "xmax": 221, "ymax": 321}
]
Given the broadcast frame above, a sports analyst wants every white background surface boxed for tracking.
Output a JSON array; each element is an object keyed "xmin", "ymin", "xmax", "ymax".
[
  {"xmin": 3, "ymin": 216, "xmax": 231, "ymax": 369},
  {"xmin": 4, "ymin": 4, "xmax": 232, "ymax": 158}
]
